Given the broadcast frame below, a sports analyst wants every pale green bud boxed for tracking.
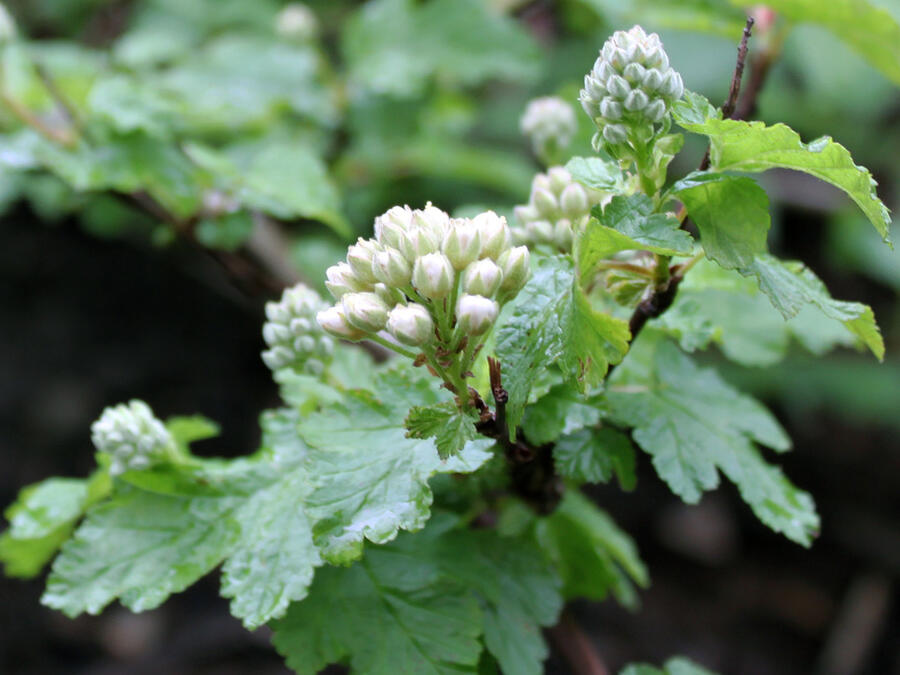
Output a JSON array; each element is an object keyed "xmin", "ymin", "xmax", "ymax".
[
  {"xmin": 374, "ymin": 282, "xmax": 405, "ymax": 307},
  {"xmin": 414, "ymin": 203, "xmax": 451, "ymax": 240},
  {"xmin": 533, "ymin": 188, "xmax": 560, "ymax": 219},
  {"xmin": 456, "ymin": 294, "xmax": 499, "ymax": 336},
  {"xmin": 442, "ymin": 220, "xmax": 481, "ymax": 270},
  {"xmin": 341, "ymin": 292, "xmax": 389, "ymax": 333},
  {"xmin": 91, "ymin": 400, "xmax": 172, "ymax": 476},
  {"xmin": 472, "ymin": 211, "xmax": 511, "ymax": 260},
  {"xmin": 262, "ymin": 283, "xmax": 334, "ymax": 374},
  {"xmin": 520, "ymin": 96, "xmax": 577, "ymax": 162},
  {"xmin": 554, "ymin": 220, "xmax": 574, "ymax": 251},
  {"xmin": 463, "ymin": 259, "xmax": 503, "ymax": 297},
  {"xmin": 325, "ymin": 262, "xmax": 363, "ymax": 300},
  {"xmin": 375, "ymin": 206, "xmax": 415, "ymax": 256},
  {"xmin": 372, "ymin": 248, "xmax": 412, "ymax": 287},
  {"xmin": 317, "ymin": 306, "xmax": 365, "ymax": 341},
  {"xmin": 560, "ymin": 183, "xmax": 589, "ymax": 217},
  {"xmin": 347, "ymin": 239, "xmax": 381, "ymax": 285},
  {"xmin": 407, "ymin": 227, "xmax": 440, "ymax": 258},
  {"xmin": 386, "ymin": 303, "xmax": 434, "ymax": 347},
  {"xmin": 497, "ymin": 246, "xmax": 530, "ymax": 295},
  {"xmin": 412, "ymin": 252, "xmax": 455, "ymax": 300}
]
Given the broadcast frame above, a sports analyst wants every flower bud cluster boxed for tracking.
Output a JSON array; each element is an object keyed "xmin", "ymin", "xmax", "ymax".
[
  {"xmin": 276, "ymin": 3, "xmax": 318, "ymax": 41},
  {"xmin": 513, "ymin": 167, "xmax": 611, "ymax": 252},
  {"xmin": 579, "ymin": 25, "xmax": 683, "ymax": 151},
  {"xmin": 317, "ymin": 204, "xmax": 530, "ymax": 393},
  {"xmin": 91, "ymin": 400, "xmax": 173, "ymax": 476},
  {"xmin": 261, "ymin": 283, "xmax": 334, "ymax": 376},
  {"xmin": 519, "ymin": 96, "xmax": 577, "ymax": 164}
]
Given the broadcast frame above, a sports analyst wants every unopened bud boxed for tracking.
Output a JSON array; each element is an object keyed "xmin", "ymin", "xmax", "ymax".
[
  {"xmin": 91, "ymin": 400, "xmax": 172, "ymax": 476},
  {"xmin": 497, "ymin": 246, "xmax": 530, "ymax": 295},
  {"xmin": 463, "ymin": 259, "xmax": 503, "ymax": 297},
  {"xmin": 386, "ymin": 303, "xmax": 434, "ymax": 347},
  {"xmin": 456, "ymin": 294, "xmax": 499, "ymax": 336},
  {"xmin": 372, "ymin": 248, "xmax": 412, "ymax": 287},
  {"xmin": 317, "ymin": 306, "xmax": 365, "ymax": 341},
  {"xmin": 341, "ymin": 292, "xmax": 389, "ymax": 332},
  {"xmin": 325, "ymin": 262, "xmax": 363, "ymax": 300},
  {"xmin": 276, "ymin": 3, "xmax": 318, "ymax": 41},
  {"xmin": 346, "ymin": 239, "xmax": 381, "ymax": 285},
  {"xmin": 414, "ymin": 203, "xmax": 451, "ymax": 239},
  {"xmin": 412, "ymin": 252, "xmax": 455, "ymax": 300},
  {"xmin": 0, "ymin": 4, "xmax": 16, "ymax": 42},
  {"xmin": 533, "ymin": 188, "xmax": 559, "ymax": 219},
  {"xmin": 442, "ymin": 220, "xmax": 481, "ymax": 270},
  {"xmin": 472, "ymin": 211, "xmax": 511, "ymax": 260},
  {"xmin": 560, "ymin": 183, "xmax": 589, "ymax": 217},
  {"xmin": 261, "ymin": 283, "xmax": 334, "ymax": 374}
]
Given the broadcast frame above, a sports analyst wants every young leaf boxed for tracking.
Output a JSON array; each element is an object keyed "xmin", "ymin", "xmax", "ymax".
[
  {"xmin": 297, "ymin": 373, "xmax": 493, "ymax": 563},
  {"xmin": 583, "ymin": 195, "xmax": 694, "ymax": 280},
  {"xmin": 730, "ymin": 0, "xmax": 900, "ymax": 86},
  {"xmin": 535, "ymin": 491, "xmax": 648, "ymax": 606},
  {"xmin": 744, "ymin": 255, "xmax": 884, "ymax": 360},
  {"xmin": 220, "ymin": 467, "xmax": 321, "ymax": 630},
  {"xmin": 271, "ymin": 530, "xmax": 484, "ymax": 674},
  {"xmin": 673, "ymin": 174, "xmax": 770, "ymax": 269},
  {"xmin": 406, "ymin": 401, "xmax": 481, "ymax": 459},
  {"xmin": 0, "ymin": 473, "xmax": 109, "ymax": 578},
  {"xmin": 608, "ymin": 341, "xmax": 820, "ymax": 546},
  {"xmin": 521, "ymin": 382, "xmax": 604, "ymax": 446},
  {"xmin": 565, "ymin": 156, "xmax": 626, "ymax": 192},
  {"xmin": 674, "ymin": 107, "xmax": 891, "ymax": 242},
  {"xmin": 554, "ymin": 427, "xmax": 637, "ymax": 490},
  {"xmin": 42, "ymin": 484, "xmax": 245, "ymax": 616},
  {"xmin": 165, "ymin": 415, "xmax": 221, "ymax": 454},
  {"xmin": 496, "ymin": 256, "xmax": 629, "ymax": 435}
]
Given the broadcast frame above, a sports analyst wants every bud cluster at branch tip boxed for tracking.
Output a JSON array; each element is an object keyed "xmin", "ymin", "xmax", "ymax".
[
  {"xmin": 317, "ymin": 203, "xmax": 531, "ymax": 400},
  {"xmin": 261, "ymin": 283, "xmax": 335, "ymax": 376},
  {"xmin": 276, "ymin": 3, "xmax": 318, "ymax": 41},
  {"xmin": 91, "ymin": 400, "xmax": 173, "ymax": 476},
  {"xmin": 513, "ymin": 166, "xmax": 611, "ymax": 252},
  {"xmin": 579, "ymin": 25, "xmax": 683, "ymax": 154},
  {"xmin": 520, "ymin": 96, "xmax": 576, "ymax": 165}
]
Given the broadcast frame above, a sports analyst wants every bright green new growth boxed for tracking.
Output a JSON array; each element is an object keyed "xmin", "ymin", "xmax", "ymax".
[
  {"xmin": 262, "ymin": 283, "xmax": 335, "ymax": 375},
  {"xmin": 90, "ymin": 400, "xmax": 174, "ymax": 476}
]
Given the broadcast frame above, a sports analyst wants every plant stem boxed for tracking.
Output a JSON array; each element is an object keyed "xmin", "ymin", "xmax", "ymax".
[{"xmin": 367, "ymin": 334, "xmax": 420, "ymax": 360}]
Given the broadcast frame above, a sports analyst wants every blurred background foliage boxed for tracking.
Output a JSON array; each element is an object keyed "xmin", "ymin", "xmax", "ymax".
[{"xmin": 0, "ymin": 0, "xmax": 898, "ymax": 673}]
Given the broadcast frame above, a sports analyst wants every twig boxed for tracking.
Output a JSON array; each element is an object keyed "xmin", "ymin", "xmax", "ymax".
[
  {"xmin": 487, "ymin": 357, "xmax": 510, "ymax": 446},
  {"xmin": 548, "ymin": 610, "xmax": 610, "ymax": 675},
  {"xmin": 0, "ymin": 91, "xmax": 76, "ymax": 147},
  {"xmin": 698, "ymin": 16, "xmax": 754, "ymax": 170},
  {"xmin": 34, "ymin": 62, "xmax": 82, "ymax": 132}
]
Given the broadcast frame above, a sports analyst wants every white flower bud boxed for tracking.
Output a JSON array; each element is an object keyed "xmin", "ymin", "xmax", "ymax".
[
  {"xmin": 414, "ymin": 203, "xmax": 451, "ymax": 239},
  {"xmin": 346, "ymin": 239, "xmax": 381, "ymax": 285},
  {"xmin": 386, "ymin": 303, "xmax": 434, "ymax": 347},
  {"xmin": 533, "ymin": 188, "xmax": 560, "ymax": 219},
  {"xmin": 554, "ymin": 219, "xmax": 574, "ymax": 251},
  {"xmin": 456, "ymin": 294, "xmax": 499, "ymax": 336},
  {"xmin": 471, "ymin": 211, "xmax": 511, "ymax": 260},
  {"xmin": 261, "ymin": 283, "xmax": 334, "ymax": 374},
  {"xmin": 519, "ymin": 96, "xmax": 577, "ymax": 161},
  {"xmin": 560, "ymin": 183, "xmax": 589, "ymax": 217},
  {"xmin": 375, "ymin": 206, "xmax": 415, "ymax": 255},
  {"xmin": 317, "ymin": 306, "xmax": 365, "ymax": 341},
  {"xmin": 579, "ymin": 25, "xmax": 683, "ymax": 150},
  {"xmin": 276, "ymin": 3, "xmax": 318, "ymax": 41},
  {"xmin": 442, "ymin": 220, "xmax": 482, "ymax": 270},
  {"xmin": 412, "ymin": 252, "xmax": 455, "ymax": 300},
  {"xmin": 0, "ymin": 4, "xmax": 17, "ymax": 42},
  {"xmin": 374, "ymin": 282, "xmax": 405, "ymax": 307},
  {"xmin": 91, "ymin": 400, "xmax": 172, "ymax": 476},
  {"xmin": 497, "ymin": 246, "xmax": 530, "ymax": 295},
  {"xmin": 341, "ymin": 292, "xmax": 389, "ymax": 332},
  {"xmin": 463, "ymin": 259, "xmax": 503, "ymax": 297},
  {"xmin": 372, "ymin": 248, "xmax": 412, "ymax": 287},
  {"xmin": 325, "ymin": 262, "xmax": 363, "ymax": 300},
  {"xmin": 407, "ymin": 227, "xmax": 440, "ymax": 258}
]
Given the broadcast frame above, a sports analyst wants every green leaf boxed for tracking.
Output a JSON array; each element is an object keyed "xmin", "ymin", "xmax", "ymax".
[
  {"xmin": 582, "ymin": 194, "xmax": 694, "ymax": 283},
  {"xmin": 165, "ymin": 415, "xmax": 221, "ymax": 453},
  {"xmin": 271, "ymin": 525, "xmax": 484, "ymax": 674},
  {"xmin": 554, "ymin": 427, "xmax": 637, "ymax": 490},
  {"xmin": 221, "ymin": 467, "xmax": 321, "ymax": 630},
  {"xmin": 565, "ymin": 156, "xmax": 626, "ymax": 192},
  {"xmin": 674, "ymin": 108, "xmax": 891, "ymax": 242},
  {"xmin": 297, "ymin": 372, "xmax": 493, "ymax": 563},
  {"xmin": 608, "ymin": 341, "xmax": 820, "ymax": 546},
  {"xmin": 87, "ymin": 75, "xmax": 181, "ymax": 138},
  {"xmin": 535, "ymin": 491, "xmax": 648, "ymax": 605},
  {"xmin": 0, "ymin": 473, "xmax": 109, "ymax": 578},
  {"xmin": 496, "ymin": 256, "xmax": 629, "ymax": 435},
  {"xmin": 730, "ymin": 0, "xmax": 900, "ymax": 85},
  {"xmin": 342, "ymin": 0, "xmax": 539, "ymax": 98},
  {"xmin": 521, "ymin": 382, "xmax": 604, "ymax": 446},
  {"xmin": 744, "ymin": 255, "xmax": 884, "ymax": 360},
  {"xmin": 673, "ymin": 174, "xmax": 771, "ymax": 269},
  {"xmin": 42, "ymin": 484, "xmax": 244, "ymax": 616},
  {"xmin": 620, "ymin": 656, "xmax": 719, "ymax": 675},
  {"xmin": 194, "ymin": 211, "xmax": 255, "ymax": 251},
  {"xmin": 405, "ymin": 402, "xmax": 481, "ymax": 460}
]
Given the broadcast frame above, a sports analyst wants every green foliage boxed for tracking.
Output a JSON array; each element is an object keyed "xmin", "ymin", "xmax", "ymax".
[
  {"xmin": 554, "ymin": 427, "xmax": 637, "ymax": 489},
  {"xmin": 406, "ymin": 402, "xmax": 482, "ymax": 460},
  {"xmin": 620, "ymin": 656, "xmax": 718, "ymax": 675}
]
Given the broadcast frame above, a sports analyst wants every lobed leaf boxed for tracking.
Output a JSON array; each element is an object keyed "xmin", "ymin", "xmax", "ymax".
[
  {"xmin": 565, "ymin": 156, "xmax": 626, "ymax": 192},
  {"xmin": 554, "ymin": 427, "xmax": 637, "ymax": 490},
  {"xmin": 405, "ymin": 401, "xmax": 481, "ymax": 459}
]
